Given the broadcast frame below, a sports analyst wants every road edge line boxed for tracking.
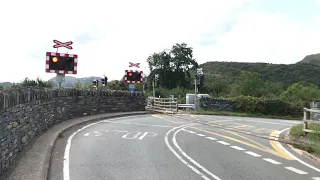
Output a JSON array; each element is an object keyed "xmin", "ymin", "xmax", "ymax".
[{"xmin": 278, "ymin": 128, "xmax": 320, "ymax": 173}]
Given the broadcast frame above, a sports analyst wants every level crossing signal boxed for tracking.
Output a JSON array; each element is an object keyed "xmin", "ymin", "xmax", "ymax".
[
  {"xmin": 45, "ymin": 52, "xmax": 78, "ymax": 74},
  {"xmin": 101, "ymin": 76, "xmax": 108, "ymax": 87},
  {"xmin": 92, "ymin": 79, "xmax": 98, "ymax": 88},
  {"xmin": 124, "ymin": 70, "xmax": 143, "ymax": 84}
]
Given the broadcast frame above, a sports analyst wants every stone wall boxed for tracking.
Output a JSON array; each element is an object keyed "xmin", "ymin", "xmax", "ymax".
[
  {"xmin": 0, "ymin": 88, "xmax": 145, "ymax": 173},
  {"xmin": 200, "ymin": 98, "xmax": 235, "ymax": 111}
]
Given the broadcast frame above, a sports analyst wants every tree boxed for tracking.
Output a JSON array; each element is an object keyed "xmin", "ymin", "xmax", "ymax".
[
  {"xmin": 230, "ymin": 71, "xmax": 264, "ymax": 97},
  {"xmin": 73, "ymin": 81, "xmax": 91, "ymax": 88},
  {"xmin": 108, "ymin": 80, "xmax": 128, "ymax": 91},
  {"xmin": 18, "ymin": 77, "xmax": 53, "ymax": 88},
  {"xmin": 147, "ymin": 43, "xmax": 198, "ymax": 89},
  {"xmin": 281, "ymin": 81, "xmax": 320, "ymax": 102}
]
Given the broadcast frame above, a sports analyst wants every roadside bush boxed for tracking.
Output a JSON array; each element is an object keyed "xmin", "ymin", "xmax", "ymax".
[
  {"xmin": 258, "ymin": 99, "xmax": 302, "ymax": 117},
  {"xmin": 230, "ymin": 96, "xmax": 263, "ymax": 113},
  {"xmin": 230, "ymin": 96, "xmax": 303, "ymax": 117}
]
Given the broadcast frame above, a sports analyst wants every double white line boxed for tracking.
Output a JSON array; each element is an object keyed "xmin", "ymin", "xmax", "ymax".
[{"xmin": 165, "ymin": 125, "xmax": 222, "ymax": 180}]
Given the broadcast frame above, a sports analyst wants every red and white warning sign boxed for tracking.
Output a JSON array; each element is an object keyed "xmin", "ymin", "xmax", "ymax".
[
  {"xmin": 45, "ymin": 52, "xmax": 78, "ymax": 74},
  {"xmin": 53, "ymin": 40, "xmax": 73, "ymax": 50},
  {"xmin": 129, "ymin": 62, "xmax": 140, "ymax": 68}
]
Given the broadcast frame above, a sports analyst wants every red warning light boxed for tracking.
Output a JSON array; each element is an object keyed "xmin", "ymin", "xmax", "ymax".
[{"xmin": 128, "ymin": 72, "xmax": 132, "ymax": 76}]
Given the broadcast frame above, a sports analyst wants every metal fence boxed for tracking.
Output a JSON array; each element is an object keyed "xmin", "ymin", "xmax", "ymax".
[
  {"xmin": 146, "ymin": 97, "xmax": 178, "ymax": 114},
  {"xmin": 303, "ymin": 108, "xmax": 320, "ymax": 134}
]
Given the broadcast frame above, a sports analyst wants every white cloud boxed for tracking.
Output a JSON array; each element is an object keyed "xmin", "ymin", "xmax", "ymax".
[{"xmin": 0, "ymin": 0, "xmax": 319, "ymax": 82}]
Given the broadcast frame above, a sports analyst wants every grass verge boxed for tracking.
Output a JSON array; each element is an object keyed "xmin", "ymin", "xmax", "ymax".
[
  {"xmin": 192, "ymin": 109, "xmax": 302, "ymax": 120},
  {"xmin": 289, "ymin": 124, "xmax": 320, "ymax": 157}
]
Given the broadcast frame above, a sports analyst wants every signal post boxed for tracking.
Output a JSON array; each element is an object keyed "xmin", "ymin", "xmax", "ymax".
[
  {"xmin": 124, "ymin": 62, "xmax": 143, "ymax": 93},
  {"xmin": 45, "ymin": 40, "xmax": 78, "ymax": 89}
]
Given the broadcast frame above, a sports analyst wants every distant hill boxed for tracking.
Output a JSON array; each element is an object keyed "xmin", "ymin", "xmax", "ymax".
[
  {"xmin": 0, "ymin": 82, "xmax": 13, "ymax": 86},
  {"xmin": 297, "ymin": 53, "xmax": 320, "ymax": 66},
  {"xmin": 49, "ymin": 76, "xmax": 103, "ymax": 87},
  {"xmin": 0, "ymin": 76, "xmax": 104, "ymax": 88},
  {"xmin": 199, "ymin": 61, "xmax": 320, "ymax": 87}
]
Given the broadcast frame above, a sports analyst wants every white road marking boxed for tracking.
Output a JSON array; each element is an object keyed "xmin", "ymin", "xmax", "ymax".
[
  {"xmin": 263, "ymin": 158, "xmax": 282, "ymax": 165},
  {"xmin": 201, "ymin": 117, "xmax": 296, "ymax": 126},
  {"xmin": 312, "ymin": 177, "xmax": 320, "ymax": 180},
  {"xmin": 240, "ymin": 119, "xmax": 296, "ymax": 126},
  {"xmin": 164, "ymin": 125, "xmax": 213, "ymax": 180},
  {"xmin": 63, "ymin": 115, "xmax": 148, "ymax": 180},
  {"xmin": 277, "ymin": 128, "xmax": 320, "ymax": 173},
  {"xmin": 285, "ymin": 167, "xmax": 308, "ymax": 175},
  {"xmin": 112, "ymin": 130, "xmax": 128, "ymax": 135},
  {"xmin": 245, "ymin": 151, "xmax": 261, "ymax": 157},
  {"xmin": 83, "ymin": 133, "xmax": 90, "ymax": 136},
  {"xmin": 230, "ymin": 146, "xmax": 245, "ymax": 151},
  {"xmin": 217, "ymin": 141, "xmax": 230, "ymax": 145},
  {"xmin": 182, "ymin": 129, "xmax": 196, "ymax": 133},
  {"xmin": 138, "ymin": 132, "xmax": 158, "ymax": 140},
  {"xmin": 205, "ymin": 137, "xmax": 217, "ymax": 140},
  {"xmin": 197, "ymin": 134, "xmax": 206, "ymax": 137},
  {"xmin": 93, "ymin": 131, "xmax": 102, "ymax": 136},
  {"xmin": 209, "ymin": 120, "xmax": 236, "ymax": 124},
  {"xmin": 102, "ymin": 120, "xmax": 174, "ymax": 128},
  {"xmin": 172, "ymin": 126, "xmax": 222, "ymax": 180},
  {"xmin": 122, "ymin": 131, "xmax": 142, "ymax": 139},
  {"xmin": 63, "ymin": 122, "xmax": 100, "ymax": 180}
]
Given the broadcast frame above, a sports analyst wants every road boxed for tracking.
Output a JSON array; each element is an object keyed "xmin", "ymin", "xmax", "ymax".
[{"xmin": 49, "ymin": 114, "xmax": 320, "ymax": 180}]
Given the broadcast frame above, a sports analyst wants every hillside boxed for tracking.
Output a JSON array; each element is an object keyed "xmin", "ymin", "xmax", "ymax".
[
  {"xmin": 297, "ymin": 53, "xmax": 320, "ymax": 66},
  {"xmin": 199, "ymin": 61, "xmax": 320, "ymax": 87},
  {"xmin": 49, "ymin": 76, "xmax": 103, "ymax": 87},
  {"xmin": 0, "ymin": 82, "xmax": 13, "ymax": 86}
]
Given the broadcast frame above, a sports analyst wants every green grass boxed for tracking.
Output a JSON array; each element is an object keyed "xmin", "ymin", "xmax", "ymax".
[
  {"xmin": 292, "ymin": 143, "xmax": 320, "ymax": 157},
  {"xmin": 192, "ymin": 109, "xmax": 302, "ymax": 120},
  {"xmin": 289, "ymin": 123, "xmax": 320, "ymax": 157},
  {"xmin": 289, "ymin": 124, "xmax": 305, "ymax": 137}
]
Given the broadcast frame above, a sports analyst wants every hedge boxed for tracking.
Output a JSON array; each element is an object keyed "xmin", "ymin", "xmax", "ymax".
[{"xmin": 228, "ymin": 96, "xmax": 303, "ymax": 117}]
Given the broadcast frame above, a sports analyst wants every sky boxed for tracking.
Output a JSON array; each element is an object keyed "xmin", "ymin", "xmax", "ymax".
[{"xmin": 1, "ymin": 0, "xmax": 320, "ymax": 82}]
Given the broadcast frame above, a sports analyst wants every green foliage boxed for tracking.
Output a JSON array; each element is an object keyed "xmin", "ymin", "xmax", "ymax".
[
  {"xmin": 230, "ymin": 72, "xmax": 265, "ymax": 97},
  {"xmin": 199, "ymin": 75, "xmax": 231, "ymax": 97},
  {"xmin": 230, "ymin": 96, "xmax": 302, "ymax": 117},
  {"xmin": 10, "ymin": 77, "xmax": 53, "ymax": 88},
  {"xmin": 193, "ymin": 109, "xmax": 301, "ymax": 120},
  {"xmin": 147, "ymin": 43, "xmax": 198, "ymax": 89},
  {"xmin": 297, "ymin": 53, "xmax": 320, "ymax": 66},
  {"xmin": 108, "ymin": 80, "xmax": 128, "ymax": 91},
  {"xmin": 227, "ymin": 71, "xmax": 284, "ymax": 98},
  {"xmin": 290, "ymin": 124, "xmax": 320, "ymax": 156},
  {"xmin": 200, "ymin": 61, "xmax": 320, "ymax": 88},
  {"xmin": 281, "ymin": 82, "xmax": 320, "ymax": 103},
  {"xmin": 305, "ymin": 124, "xmax": 320, "ymax": 142},
  {"xmin": 73, "ymin": 81, "xmax": 92, "ymax": 89},
  {"xmin": 230, "ymin": 96, "xmax": 262, "ymax": 113},
  {"xmin": 289, "ymin": 124, "xmax": 304, "ymax": 137}
]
